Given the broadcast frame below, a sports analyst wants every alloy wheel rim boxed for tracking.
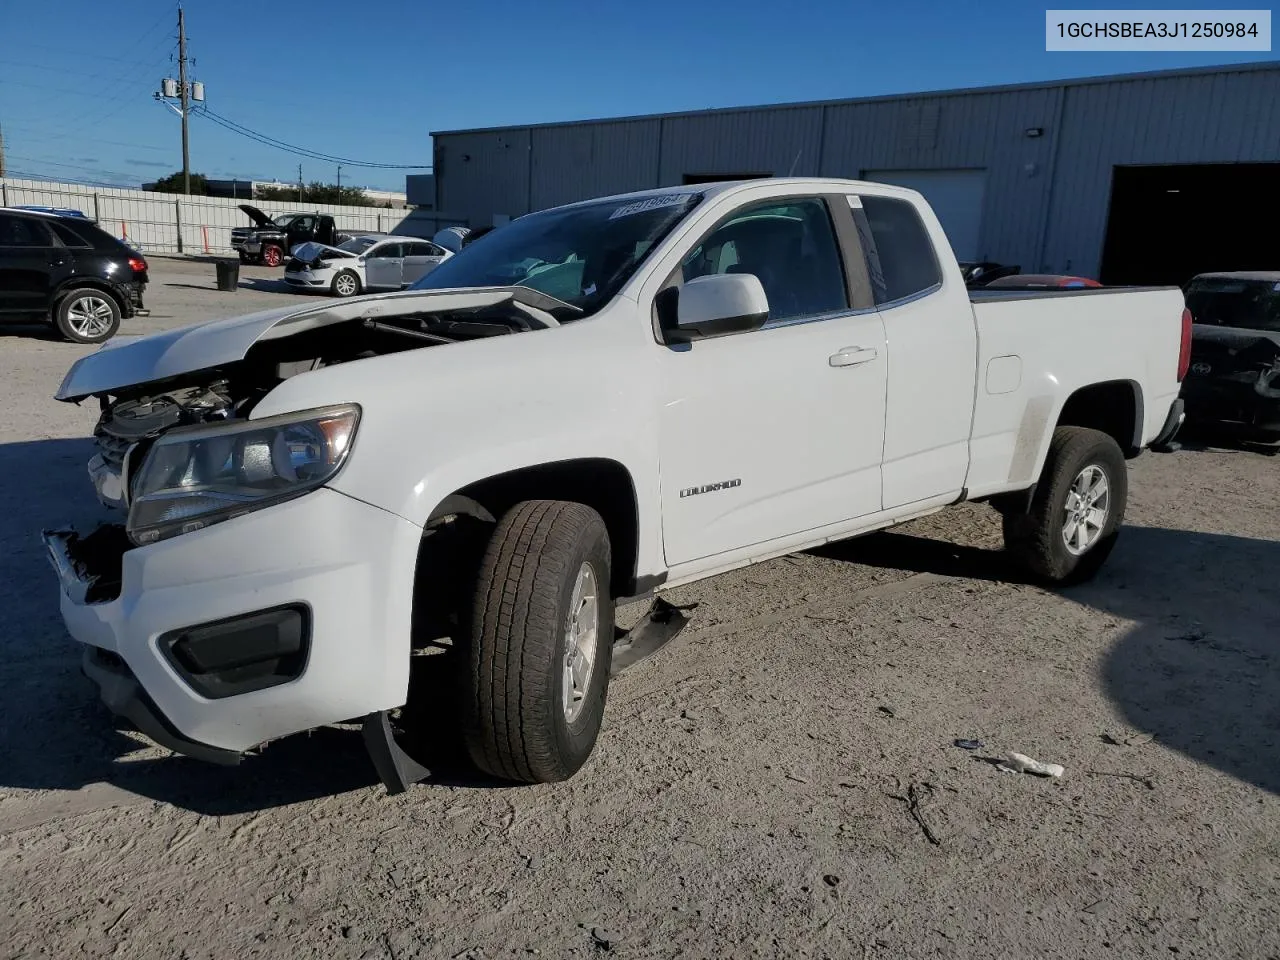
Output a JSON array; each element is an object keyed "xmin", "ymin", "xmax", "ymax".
[
  {"xmin": 336, "ymin": 274, "xmax": 356, "ymax": 295},
  {"xmin": 561, "ymin": 562, "xmax": 600, "ymax": 724},
  {"xmin": 1062, "ymin": 464, "xmax": 1110, "ymax": 556},
  {"xmin": 66, "ymin": 297, "xmax": 114, "ymax": 338}
]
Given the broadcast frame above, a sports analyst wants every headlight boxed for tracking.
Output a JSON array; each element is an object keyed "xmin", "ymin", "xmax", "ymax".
[{"xmin": 126, "ymin": 404, "xmax": 360, "ymax": 546}]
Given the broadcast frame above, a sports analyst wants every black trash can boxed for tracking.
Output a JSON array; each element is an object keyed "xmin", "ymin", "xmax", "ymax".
[{"xmin": 215, "ymin": 258, "xmax": 240, "ymax": 292}]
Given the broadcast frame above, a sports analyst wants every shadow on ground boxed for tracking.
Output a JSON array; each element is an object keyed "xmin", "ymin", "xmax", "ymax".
[
  {"xmin": 0, "ymin": 323, "xmax": 61, "ymax": 342},
  {"xmin": 0, "ymin": 438, "xmax": 502, "ymax": 817},
  {"xmin": 1174, "ymin": 420, "xmax": 1280, "ymax": 457},
  {"xmin": 818, "ymin": 524, "xmax": 1280, "ymax": 795}
]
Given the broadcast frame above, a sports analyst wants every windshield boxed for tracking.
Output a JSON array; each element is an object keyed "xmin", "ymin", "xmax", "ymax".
[
  {"xmin": 1186, "ymin": 278, "xmax": 1280, "ymax": 333},
  {"xmin": 338, "ymin": 236, "xmax": 379, "ymax": 253},
  {"xmin": 408, "ymin": 192, "xmax": 704, "ymax": 318}
]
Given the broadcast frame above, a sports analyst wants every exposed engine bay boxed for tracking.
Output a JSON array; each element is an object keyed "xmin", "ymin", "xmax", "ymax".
[{"xmin": 83, "ymin": 291, "xmax": 564, "ymax": 513}]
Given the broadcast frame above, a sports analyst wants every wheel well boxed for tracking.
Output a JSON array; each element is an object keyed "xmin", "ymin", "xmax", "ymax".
[
  {"xmin": 52, "ymin": 280, "xmax": 123, "ymax": 313},
  {"xmin": 440, "ymin": 459, "xmax": 642, "ymax": 598},
  {"xmin": 1056, "ymin": 381, "xmax": 1142, "ymax": 458}
]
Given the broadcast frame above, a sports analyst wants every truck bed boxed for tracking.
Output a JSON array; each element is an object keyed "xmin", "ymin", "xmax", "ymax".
[{"xmin": 964, "ymin": 284, "xmax": 1187, "ymax": 499}]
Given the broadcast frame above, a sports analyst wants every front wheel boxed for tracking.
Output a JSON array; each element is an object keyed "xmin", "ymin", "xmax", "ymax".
[
  {"xmin": 261, "ymin": 244, "xmax": 283, "ymax": 267},
  {"xmin": 54, "ymin": 288, "xmax": 122, "ymax": 344},
  {"xmin": 1002, "ymin": 426, "xmax": 1128, "ymax": 585},
  {"xmin": 330, "ymin": 269, "xmax": 361, "ymax": 298},
  {"xmin": 463, "ymin": 500, "xmax": 615, "ymax": 784}
]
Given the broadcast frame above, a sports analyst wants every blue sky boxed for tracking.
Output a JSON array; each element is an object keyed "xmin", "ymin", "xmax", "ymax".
[{"xmin": 1, "ymin": 0, "xmax": 1273, "ymax": 192}]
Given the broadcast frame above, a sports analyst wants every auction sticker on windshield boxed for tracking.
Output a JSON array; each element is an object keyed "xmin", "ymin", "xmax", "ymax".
[{"xmin": 609, "ymin": 194, "xmax": 697, "ymax": 219}]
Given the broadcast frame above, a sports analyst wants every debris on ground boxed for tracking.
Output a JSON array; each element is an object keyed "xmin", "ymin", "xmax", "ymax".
[
  {"xmin": 997, "ymin": 752, "xmax": 1065, "ymax": 778},
  {"xmin": 590, "ymin": 927, "xmax": 621, "ymax": 951},
  {"xmin": 887, "ymin": 781, "xmax": 942, "ymax": 846},
  {"xmin": 1087, "ymin": 770, "xmax": 1157, "ymax": 790},
  {"xmin": 954, "ymin": 738, "xmax": 984, "ymax": 750},
  {"xmin": 878, "ymin": 705, "xmax": 896, "ymax": 718}
]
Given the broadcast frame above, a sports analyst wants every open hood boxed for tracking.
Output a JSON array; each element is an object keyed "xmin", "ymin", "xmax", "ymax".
[
  {"xmin": 291, "ymin": 240, "xmax": 354, "ymax": 263},
  {"xmin": 54, "ymin": 286, "xmax": 572, "ymax": 402},
  {"xmin": 237, "ymin": 203, "xmax": 276, "ymax": 228}
]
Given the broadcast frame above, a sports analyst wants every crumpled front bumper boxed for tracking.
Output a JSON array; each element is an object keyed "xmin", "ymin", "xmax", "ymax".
[{"xmin": 42, "ymin": 487, "xmax": 422, "ymax": 758}]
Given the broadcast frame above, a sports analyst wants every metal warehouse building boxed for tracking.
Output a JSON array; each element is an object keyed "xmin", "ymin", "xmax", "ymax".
[{"xmin": 430, "ymin": 61, "xmax": 1280, "ymax": 286}]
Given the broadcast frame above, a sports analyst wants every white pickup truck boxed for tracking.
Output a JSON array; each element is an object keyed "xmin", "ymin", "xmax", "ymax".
[{"xmin": 43, "ymin": 178, "xmax": 1190, "ymax": 792}]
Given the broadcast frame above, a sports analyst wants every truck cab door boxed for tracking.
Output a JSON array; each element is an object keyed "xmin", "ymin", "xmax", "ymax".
[
  {"xmin": 287, "ymin": 215, "xmax": 317, "ymax": 254},
  {"xmin": 364, "ymin": 242, "xmax": 404, "ymax": 288},
  {"xmin": 400, "ymin": 241, "xmax": 447, "ymax": 286},
  {"xmin": 847, "ymin": 193, "xmax": 976, "ymax": 509},
  {"xmin": 655, "ymin": 195, "xmax": 889, "ymax": 567},
  {"xmin": 0, "ymin": 213, "xmax": 58, "ymax": 314}
]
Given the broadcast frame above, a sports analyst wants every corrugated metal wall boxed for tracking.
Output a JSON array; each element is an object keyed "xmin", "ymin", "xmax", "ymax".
[
  {"xmin": 0, "ymin": 178, "xmax": 465, "ymax": 254},
  {"xmin": 432, "ymin": 64, "xmax": 1280, "ymax": 276},
  {"xmin": 1042, "ymin": 67, "xmax": 1280, "ymax": 277}
]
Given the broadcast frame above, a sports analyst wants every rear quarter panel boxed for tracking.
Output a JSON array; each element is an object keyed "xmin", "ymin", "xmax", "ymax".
[{"xmin": 966, "ymin": 287, "xmax": 1186, "ymax": 497}]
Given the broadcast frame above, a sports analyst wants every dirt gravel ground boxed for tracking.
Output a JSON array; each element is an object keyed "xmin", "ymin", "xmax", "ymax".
[{"xmin": 1, "ymin": 258, "xmax": 1278, "ymax": 959}]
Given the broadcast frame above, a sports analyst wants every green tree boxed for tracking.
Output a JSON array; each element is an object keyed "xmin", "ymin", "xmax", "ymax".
[
  {"xmin": 256, "ymin": 181, "xmax": 376, "ymax": 206},
  {"xmin": 147, "ymin": 171, "xmax": 210, "ymax": 195}
]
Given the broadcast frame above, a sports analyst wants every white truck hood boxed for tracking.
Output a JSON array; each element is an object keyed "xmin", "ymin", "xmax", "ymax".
[{"xmin": 54, "ymin": 287, "xmax": 563, "ymax": 401}]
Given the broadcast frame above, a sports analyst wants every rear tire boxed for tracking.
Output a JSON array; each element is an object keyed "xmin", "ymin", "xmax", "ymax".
[
  {"xmin": 54, "ymin": 288, "xmax": 122, "ymax": 344},
  {"xmin": 1002, "ymin": 426, "xmax": 1128, "ymax": 585},
  {"xmin": 330, "ymin": 269, "xmax": 361, "ymax": 298},
  {"xmin": 463, "ymin": 500, "xmax": 614, "ymax": 784}
]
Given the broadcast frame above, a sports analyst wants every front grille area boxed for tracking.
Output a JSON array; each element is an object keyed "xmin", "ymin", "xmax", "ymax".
[{"xmin": 94, "ymin": 428, "xmax": 132, "ymax": 469}]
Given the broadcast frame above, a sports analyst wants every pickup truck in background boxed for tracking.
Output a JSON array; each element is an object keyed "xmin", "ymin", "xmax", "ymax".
[
  {"xmin": 230, "ymin": 204, "xmax": 352, "ymax": 267},
  {"xmin": 42, "ymin": 178, "xmax": 1189, "ymax": 794}
]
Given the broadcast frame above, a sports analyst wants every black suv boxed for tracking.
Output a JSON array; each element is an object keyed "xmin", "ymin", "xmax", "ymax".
[{"xmin": 0, "ymin": 208, "xmax": 148, "ymax": 344}]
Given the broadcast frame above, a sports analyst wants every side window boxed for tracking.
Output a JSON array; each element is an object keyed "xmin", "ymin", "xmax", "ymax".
[
  {"xmin": 855, "ymin": 195, "xmax": 942, "ymax": 305},
  {"xmin": 371, "ymin": 243, "xmax": 403, "ymax": 259},
  {"xmin": 407, "ymin": 242, "xmax": 437, "ymax": 257},
  {"xmin": 49, "ymin": 220, "xmax": 92, "ymax": 248},
  {"xmin": 0, "ymin": 214, "xmax": 51, "ymax": 247},
  {"xmin": 677, "ymin": 198, "xmax": 848, "ymax": 323},
  {"xmin": 292, "ymin": 216, "xmax": 316, "ymax": 232}
]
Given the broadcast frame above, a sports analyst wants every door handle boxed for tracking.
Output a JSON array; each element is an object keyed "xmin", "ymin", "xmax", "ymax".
[{"xmin": 829, "ymin": 346, "xmax": 878, "ymax": 367}]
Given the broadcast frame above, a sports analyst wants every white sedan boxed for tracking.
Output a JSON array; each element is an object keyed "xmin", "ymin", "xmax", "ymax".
[{"xmin": 284, "ymin": 234, "xmax": 453, "ymax": 297}]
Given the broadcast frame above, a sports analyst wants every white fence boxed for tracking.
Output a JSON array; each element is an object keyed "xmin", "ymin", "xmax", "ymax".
[{"xmin": 0, "ymin": 177, "xmax": 466, "ymax": 255}]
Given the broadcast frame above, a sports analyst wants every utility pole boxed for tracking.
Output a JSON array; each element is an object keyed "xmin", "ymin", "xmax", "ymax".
[
  {"xmin": 298, "ymin": 163, "xmax": 304, "ymax": 202},
  {"xmin": 177, "ymin": 6, "xmax": 191, "ymax": 195},
  {"xmin": 0, "ymin": 121, "xmax": 6, "ymax": 178},
  {"xmin": 337, "ymin": 164, "xmax": 342, "ymax": 194}
]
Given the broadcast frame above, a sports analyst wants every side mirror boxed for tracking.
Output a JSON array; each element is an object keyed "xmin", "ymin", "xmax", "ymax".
[{"xmin": 665, "ymin": 273, "xmax": 770, "ymax": 344}]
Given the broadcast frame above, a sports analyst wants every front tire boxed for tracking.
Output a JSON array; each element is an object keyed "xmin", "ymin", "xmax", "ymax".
[
  {"xmin": 262, "ymin": 244, "xmax": 283, "ymax": 267},
  {"xmin": 54, "ymin": 288, "xmax": 122, "ymax": 344},
  {"xmin": 1002, "ymin": 426, "xmax": 1128, "ymax": 585},
  {"xmin": 330, "ymin": 269, "xmax": 361, "ymax": 298},
  {"xmin": 464, "ymin": 500, "xmax": 615, "ymax": 784}
]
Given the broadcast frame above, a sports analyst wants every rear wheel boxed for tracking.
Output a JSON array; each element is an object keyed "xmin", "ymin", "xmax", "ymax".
[
  {"xmin": 1002, "ymin": 426, "xmax": 1128, "ymax": 585},
  {"xmin": 331, "ymin": 269, "xmax": 361, "ymax": 298},
  {"xmin": 54, "ymin": 288, "xmax": 121, "ymax": 344},
  {"xmin": 463, "ymin": 500, "xmax": 614, "ymax": 784},
  {"xmin": 262, "ymin": 244, "xmax": 282, "ymax": 267}
]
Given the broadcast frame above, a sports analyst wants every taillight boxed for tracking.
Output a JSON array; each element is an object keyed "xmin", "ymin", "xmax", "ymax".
[
  {"xmin": 1177, "ymin": 306, "xmax": 1193, "ymax": 382},
  {"xmin": 128, "ymin": 257, "xmax": 147, "ymax": 273}
]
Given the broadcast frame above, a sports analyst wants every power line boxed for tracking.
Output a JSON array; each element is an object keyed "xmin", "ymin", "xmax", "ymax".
[{"xmin": 194, "ymin": 106, "xmax": 431, "ymax": 169}]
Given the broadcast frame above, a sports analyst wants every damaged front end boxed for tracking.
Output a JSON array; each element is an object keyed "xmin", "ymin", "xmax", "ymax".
[{"xmin": 1181, "ymin": 329, "xmax": 1280, "ymax": 436}]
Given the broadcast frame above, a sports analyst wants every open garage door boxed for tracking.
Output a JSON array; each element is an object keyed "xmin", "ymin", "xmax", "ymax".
[
  {"xmin": 861, "ymin": 168, "xmax": 987, "ymax": 261},
  {"xmin": 1100, "ymin": 163, "xmax": 1280, "ymax": 287}
]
